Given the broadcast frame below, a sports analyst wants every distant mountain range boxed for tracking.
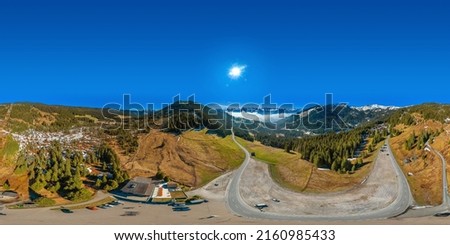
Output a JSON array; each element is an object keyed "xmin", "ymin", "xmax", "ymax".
[
  {"xmin": 227, "ymin": 104, "xmax": 400, "ymax": 123},
  {"xmin": 353, "ymin": 104, "xmax": 401, "ymax": 112},
  {"xmin": 3, "ymin": 102, "xmax": 448, "ymax": 140},
  {"xmin": 225, "ymin": 104, "xmax": 400, "ymax": 137}
]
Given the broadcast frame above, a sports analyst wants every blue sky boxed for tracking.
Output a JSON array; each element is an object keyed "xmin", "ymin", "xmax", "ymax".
[{"xmin": 0, "ymin": 0, "xmax": 449, "ymax": 108}]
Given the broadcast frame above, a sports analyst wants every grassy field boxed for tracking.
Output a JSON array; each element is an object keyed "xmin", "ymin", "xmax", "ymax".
[
  {"xmin": 4, "ymin": 103, "xmax": 107, "ymax": 133},
  {"xmin": 181, "ymin": 131, "xmax": 245, "ymax": 186},
  {"xmin": 6, "ymin": 120, "xmax": 26, "ymax": 133},
  {"xmin": 182, "ymin": 130, "xmax": 244, "ymax": 168},
  {"xmin": 0, "ymin": 135, "xmax": 19, "ymax": 166},
  {"xmin": 75, "ymin": 114, "xmax": 99, "ymax": 123},
  {"xmin": 236, "ymin": 137, "xmax": 311, "ymax": 192},
  {"xmin": 0, "ymin": 105, "xmax": 8, "ymax": 118},
  {"xmin": 0, "ymin": 135, "xmax": 28, "ymax": 199},
  {"xmin": 195, "ymin": 166, "xmax": 223, "ymax": 188},
  {"xmin": 235, "ymin": 137, "xmax": 299, "ymax": 163},
  {"xmin": 236, "ymin": 137, "xmax": 377, "ymax": 193}
]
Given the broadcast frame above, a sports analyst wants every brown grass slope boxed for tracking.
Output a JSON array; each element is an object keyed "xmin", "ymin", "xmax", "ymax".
[
  {"xmin": 390, "ymin": 117, "xmax": 449, "ymax": 206},
  {"xmin": 0, "ymin": 134, "xmax": 29, "ymax": 200},
  {"xmin": 121, "ymin": 130, "xmax": 245, "ymax": 188},
  {"xmin": 432, "ymin": 125, "xmax": 450, "ymax": 199}
]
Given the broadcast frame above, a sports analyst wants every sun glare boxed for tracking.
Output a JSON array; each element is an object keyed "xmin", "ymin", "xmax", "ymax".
[{"xmin": 228, "ymin": 65, "xmax": 246, "ymax": 79}]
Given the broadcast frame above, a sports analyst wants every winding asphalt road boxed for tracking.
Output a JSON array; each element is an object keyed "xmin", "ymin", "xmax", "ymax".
[
  {"xmin": 400, "ymin": 143, "xmax": 450, "ymax": 218},
  {"xmin": 425, "ymin": 143, "xmax": 450, "ymax": 209},
  {"xmin": 226, "ymin": 131, "xmax": 413, "ymax": 221},
  {"xmin": 427, "ymin": 143, "xmax": 450, "ymax": 207}
]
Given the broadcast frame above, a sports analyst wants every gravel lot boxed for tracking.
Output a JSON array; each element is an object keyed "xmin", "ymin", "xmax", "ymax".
[{"xmin": 239, "ymin": 151, "xmax": 397, "ymax": 216}]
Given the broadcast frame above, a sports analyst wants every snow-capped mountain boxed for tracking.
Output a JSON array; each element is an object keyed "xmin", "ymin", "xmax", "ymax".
[
  {"xmin": 226, "ymin": 111, "xmax": 297, "ymax": 122},
  {"xmin": 226, "ymin": 104, "xmax": 401, "ymax": 123},
  {"xmin": 353, "ymin": 104, "xmax": 401, "ymax": 112}
]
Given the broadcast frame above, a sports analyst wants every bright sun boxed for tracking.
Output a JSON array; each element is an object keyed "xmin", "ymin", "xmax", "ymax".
[{"xmin": 228, "ymin": 65, "xmax": 246, "ymax": 79}]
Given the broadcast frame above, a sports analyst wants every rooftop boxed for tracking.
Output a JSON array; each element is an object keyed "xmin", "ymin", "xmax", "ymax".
[{"xmin": 120, "ymin": 177, "xmax": 154, "ymax": 197}]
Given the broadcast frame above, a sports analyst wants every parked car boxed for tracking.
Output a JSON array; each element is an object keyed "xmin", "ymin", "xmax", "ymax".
[
  {"xmin": 61, "ymin": 208, "xmax": 74, "ymax": 214},
  {"xmin": 255, "ymin": 203, "xmax": 268, "ymax": 209},
  {"xmin": 434, "ymin": 212, "xmax": 450, "ymax": 217},
  {"xmin": 173, "ymin": 206, "xmax": 191, "ymax": 211}
]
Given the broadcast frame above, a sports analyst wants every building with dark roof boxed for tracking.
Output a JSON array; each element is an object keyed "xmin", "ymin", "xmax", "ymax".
[
  {"xmin": 120, "ymin": 177, "xmax": 154, "ymax": 197},
  {"xmin": 166, "ymin": 182, "xmax": 178, "ymax": 191}
]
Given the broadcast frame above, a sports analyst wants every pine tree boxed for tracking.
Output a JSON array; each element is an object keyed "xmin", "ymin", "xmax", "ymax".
[
  {"xmin": 3, "ymin": 180, "xmax": 10, "ymax": 190},
  {"xmin": 109, "ymin": 180, "xmax": 119, "ymax": 190},
  {"xmin": 313, "ymin": 155, "xmax": 320, "ymax": 168},
  {"xmin": 45, "ymin": 169, "xmax": 52, "ymax": 182},
  {"xmin": 95, "ymin": 178, "xmax": 102, "ymax": 188},
  {"xmin": 331, "ymin": 161, "xmax": 338, "ymax": 172},
  {"xmin": 29, "ymin": 167, "xmax": 36, "ymax": 180},
  {"xmin": 101, "ymin": 174, "xmax": 108, "ymax": 186},
  {"xmin": 116, "ymin": 172, "xmax": 125, "ymax": 184},
  {"xmin": 358, "ymin": 158, "xmax": 364, "ymax": 166},
  {"xmin": 405, "ymin": 131, "xmax": 417, "ymax": 150},
  {"xmin": 64, "ymin": 160, "xmax": 72, "ymax": 178}
]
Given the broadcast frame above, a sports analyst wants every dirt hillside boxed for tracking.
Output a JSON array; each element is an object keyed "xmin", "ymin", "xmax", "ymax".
[{"xmin": 121, "ymin": 130, "xmax": 244, "ymax": 188}]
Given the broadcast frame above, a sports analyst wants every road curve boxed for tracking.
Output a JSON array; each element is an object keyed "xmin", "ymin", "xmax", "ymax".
[
  {"xmin": 226, "ymin": 132, "xmax": 413, "ymax": 221},
  {"xmin": 426, "ymin": 143, "xmax": 449, "ymax": 207},
  {"xmin": 400, "ymin": 143, "xmax": 450, "ymax": 218}
]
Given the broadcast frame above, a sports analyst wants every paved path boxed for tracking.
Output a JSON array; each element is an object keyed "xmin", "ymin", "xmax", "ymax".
[
  {"xmin": 401, "ymin": 144, "xmax": 450, "ymax": 217},
  {"xmin": 428, "ymin": 143, "xmax": 450, "ymax": 207},
  {"xmin": 1, "ymin": 191, "xmax": 110, "ymax": 212}
]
